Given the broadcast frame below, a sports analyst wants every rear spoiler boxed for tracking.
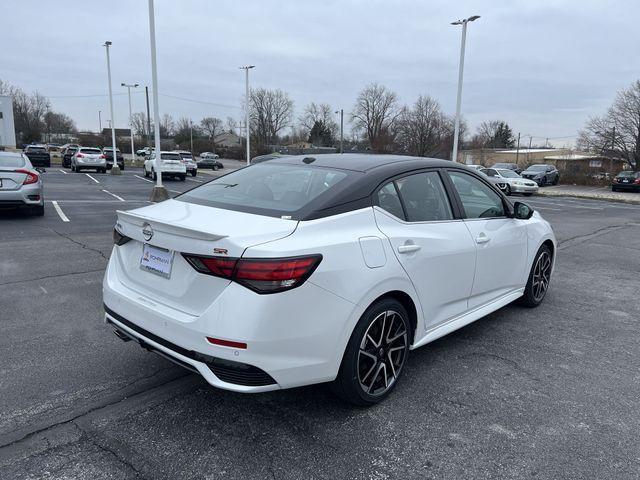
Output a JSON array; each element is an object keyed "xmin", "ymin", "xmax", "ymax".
[{"xmin": 116, "ymin": 210, "xmax": 227, "ymax": 242}]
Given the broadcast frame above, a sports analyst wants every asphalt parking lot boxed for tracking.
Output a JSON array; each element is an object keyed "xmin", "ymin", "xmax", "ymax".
[{"xmin": 1, "ymin": 168, "xmax": 639, "ymax": 479}]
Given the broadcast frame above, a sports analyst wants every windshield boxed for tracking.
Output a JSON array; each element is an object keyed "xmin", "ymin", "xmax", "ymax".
[
  {"xmin": 178, "ymin": 163, "xmax": 350, "ymax": 216},
  {"xmin": 0, "ymin": 153, "xmax": 26, "ymax": 168},
  {"xmin": 526, "ymin": 165, "xmax": 547, "ymax": 172},
  {"xmin": 497, "ymin": 169, "xmax": 520, "ymax": 178}
]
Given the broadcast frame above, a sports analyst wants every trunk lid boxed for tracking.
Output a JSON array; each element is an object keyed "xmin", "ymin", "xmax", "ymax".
[
  {"xmin": 113, "ymin": 199, "xmax": 298, "ymax": 314},
  {"xmin": 0, "ymin": 169, "xmax": 26, "ymax": 191}
]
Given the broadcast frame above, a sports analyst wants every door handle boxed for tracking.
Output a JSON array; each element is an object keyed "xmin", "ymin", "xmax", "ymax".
[
  {"xmin": 398, "ymin": 244, "xmax": 421, "ymax": 254},
  {"xmin": 475, "ymin": 233, "xmax": 490, "ymax": 244}
]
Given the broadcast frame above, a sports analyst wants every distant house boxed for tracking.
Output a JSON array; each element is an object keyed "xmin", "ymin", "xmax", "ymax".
[
  {"xmin": 213, "ymin": 131, "xmax": 241, "ymax": 148},
  {"xmin": 458, "ymin": 148, "xmax": 567, "ymax": 168},
  {"xmin": 543, "ymin": 153, "xmax": 625, "ymax": 174}
]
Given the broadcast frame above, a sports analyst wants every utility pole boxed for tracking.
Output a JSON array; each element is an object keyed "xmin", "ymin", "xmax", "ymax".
[
  {"xmin": 450, "ymin": 15, "xmax": 481, "ymax": 163},
  {"xmin": 515, "ymin": 132, "xmax": 521, "ymax": 165},
  {"xmin": 335, "ymin": 109, "xmax": 344, "ymax": 154},
  {"xmin": 145, "ymin": 86, "xmax": 152, "ymax": 146},
  {"xmin": 527, "ymin": 135, "xmax": 533, "ymax": 165},
  {"xmin": 190, "ymin": 119, "xmax": 194, "ymax": 153},
  {"xmin": 98, "ymin": 110, "xmax": 102, "ymax": 133},
  {"xmin": 147, "ymin": 0, "xmax": 168, "ymax": 201},
  {"xmin": 239, "ymin": 65, "xmax": 255, "ymax": 165},
  {"xmin": 121, "ymin": 83, "xmax": 139, "ymax": 166},
  {"xmin": 103, "ymin": 41, "xmax": 119, "ymax": 175}
]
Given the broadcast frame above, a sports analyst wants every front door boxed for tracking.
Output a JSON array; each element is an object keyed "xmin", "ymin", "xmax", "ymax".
[{"xmin": 446, "ymin": 170, "xmax": 528, "ymax": 309}]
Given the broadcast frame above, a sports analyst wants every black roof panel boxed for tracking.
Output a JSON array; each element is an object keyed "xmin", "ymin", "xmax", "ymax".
[{"xmin": 270, "ymin": 153, "xmax": 454, "ymax": 172}]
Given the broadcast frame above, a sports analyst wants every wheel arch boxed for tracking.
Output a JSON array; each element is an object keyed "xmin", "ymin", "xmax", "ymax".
[{"xmin": 368, "ymin": 290, "xmax": 418, "ymax": 346}]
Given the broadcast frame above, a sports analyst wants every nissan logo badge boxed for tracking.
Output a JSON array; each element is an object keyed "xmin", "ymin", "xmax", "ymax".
[{"xmin": 142, "ymin": 223, "xmax": 154, "ymax": 241}]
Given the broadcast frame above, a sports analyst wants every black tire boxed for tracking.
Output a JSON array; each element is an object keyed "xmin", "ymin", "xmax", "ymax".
[
  {"xmin": 213, "ymin": 165, "xmax": 219, "ymax": 171},
  {"xmin": 179, "ymin": 175, "xmax": 186, "ymax": 181},
  {"xmin": 152, "ymin": 170, "xmax": 157, "ymax": 181},
  {"xmin": 553, "ymin": 176, "xmax": 559, "ymax": 185},
  {"xmin": 71, "ymin": 164, "xmax": 75, "ymax": 172},
  {"xmin": 75, "ymin": 166, "xmax": 81, "ymax": 173},
  {"xmin": 120, "ymin": 164, "xmax": 124, "ymax": 171},
  {"xmin": 331, "ymin": 298, "xmax": 410, "ymax": 406},
  {"xmin": 612, "ymin": 186, "xmax": 617, "ymax": 192},
  {"xmin": 505, "ymin": 184, "xmax": 511, "ymax": 195},
  {"xmin": 523, "ymin": 192, "xmax": 533, "ymax": 196},
  {"xmin": 31, "ymin": 204, "xmax": 45, "ymax": 216},
  {"xmin": 519, "ymin": 244, "xmax": 552, "ymax": 308},
  {"xmin": 191, "ymin": 170, "xmax": 197, "ymax": 177},
  {"xmin": 144, "ymin": 167, "xmax": 149, "ymax": 178}
]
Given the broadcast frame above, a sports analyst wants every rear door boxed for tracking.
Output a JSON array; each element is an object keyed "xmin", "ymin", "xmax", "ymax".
[
  {"xmin": 374, "ymin": 170, "xmax": 477, "ymax": 329},
  {"xmin": 445, "ymin": 170, "xmax": 528, "ymax": 309}
]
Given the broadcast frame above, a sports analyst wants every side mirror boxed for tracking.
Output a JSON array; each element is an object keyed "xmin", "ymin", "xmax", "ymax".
[
  {"xmin": 513, "ymin": 201, "xmax": 534, "ymax": 220},
  {"xmin": 36, "ymin": 167, "xmax": 46, "ymax": 174}
]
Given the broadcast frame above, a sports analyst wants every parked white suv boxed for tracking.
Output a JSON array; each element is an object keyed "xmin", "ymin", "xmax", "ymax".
[{"xmin": 143, "ymin": 151, "xmax": 187, "ymax": 181}]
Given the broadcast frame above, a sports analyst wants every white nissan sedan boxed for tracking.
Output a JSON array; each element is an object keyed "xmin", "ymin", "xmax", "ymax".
[{"xmin": 104, "ymin": 154, "xmax": 555, "ymax": 405}]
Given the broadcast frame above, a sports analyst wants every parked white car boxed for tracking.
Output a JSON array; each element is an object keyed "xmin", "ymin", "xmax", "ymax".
[
  {"xmin": 200, "ymin": 152, "xmax": 219, "ymax": 160},
  {"xmin": 481, "ymin": 168, "xmax": 539, "ymax": 196},
  {"xmin": 143, "ymin": 151, "xmax": 187, "ymax": 181},
  {"xmin": 104, "ymin": 154, "xmax": 556, "ymax": 405}
]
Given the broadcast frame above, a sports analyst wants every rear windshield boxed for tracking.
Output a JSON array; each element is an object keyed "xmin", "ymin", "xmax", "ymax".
[
  {"xmin": 0, "ymin": 154, "xmax": 26, "ymax": 168},
  {"xmin": 80, "ymin": 148, "xmax": 101, "ymax": 154},
  {"xmin": 617, "ymin": 171, "xmax": 637, "ymax": 178},
  {"xmin": 104, "ymin": 148, "xmax": 121, "ymax": 152},
  {"xmin": 161, "ymin": 153, "xmax": 181, "ymax": 160},
  {"xmin": 527, "ymin": 165, "xmax": 547, "ymax": 171},
  {"xmin": 177, "ymin": 163, "xmax": 350, "ymax": 216},
  {"xmin": 178, "ymin": 153, "xmax": 193, "ymax": 159},
  {"xmin": 27, "ymin": 146, "xmax": 46, "ymax": 152},
  {"xmin": 493, "ymin": 163, "xmax": 514, "ymax": 169}
]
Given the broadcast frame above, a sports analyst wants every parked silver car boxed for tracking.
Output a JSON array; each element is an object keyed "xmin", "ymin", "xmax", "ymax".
[
  {"xmin": 481, "ymin": 168, "xmax": 539, "ymax": 196},
  {"xmin": 174, "ymin": 150, "xmax": 198, "ymax": 176},
  {"xmin": 71, "ymin": 147, "xmax": 106, "ymax": 173},
  {"xmin": 0, "ymin": 151, "xmax": 44, "ymax": 216}
]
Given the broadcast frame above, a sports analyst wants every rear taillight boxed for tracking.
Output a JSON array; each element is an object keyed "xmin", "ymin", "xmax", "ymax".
[
  {"xmin": 113, "ymin": 228, "xmax": 131, "ymax": 246},
  {"xmin": 100, "ymin": 154, "xmax": 106, "ymax": 159},
  {"xmin": 76, "ymin": 153, "xmax": 84, "ymax": 158},
  {"xmin": 634, "ymin": 178, "xmax": 640, "ymax": 185},
  {"xmin": 182, "ymin": 254, "xmax": 322, "ymax": 294},
  {"xmin": 15, "ymin": 169, "xmax": 38, "ymax": 185}
]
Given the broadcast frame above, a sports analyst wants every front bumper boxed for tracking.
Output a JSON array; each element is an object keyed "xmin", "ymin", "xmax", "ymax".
[
  {"xmin": 510, "ymin": 183, "xmax": 539, "ymax": 193},
  {"xmin": 102, "ymin": 248, "xmax": 355, "ymax": 392}
]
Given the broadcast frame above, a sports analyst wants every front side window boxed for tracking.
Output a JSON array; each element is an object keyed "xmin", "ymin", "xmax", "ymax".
[{"xmin": 448, "ymin": 171, "xmax": 505, "ymax": 219}]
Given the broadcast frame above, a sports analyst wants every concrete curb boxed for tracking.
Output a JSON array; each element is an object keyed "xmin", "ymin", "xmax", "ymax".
[{"xmin": 537, "ymin": 189, "xmax": 640, "ymax": 205}]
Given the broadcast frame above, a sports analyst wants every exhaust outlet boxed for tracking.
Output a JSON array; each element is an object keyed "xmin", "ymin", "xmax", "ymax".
[{"xmin": 113, "ymin": 328, "xmax": 132, "ymax": 342}]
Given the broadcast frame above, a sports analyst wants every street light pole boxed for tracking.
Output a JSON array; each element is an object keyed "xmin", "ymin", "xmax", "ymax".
[
  {"xmin": 450, "ymin": 15, "xmax": 480, "ymax": 163},
  {"xmin": 147, "ymin": 0, "xmax": 168, "ymax": 201},
  {"xmin": 190, "ymin": 119, "xmax": 194, "ymax": 153},
  {"xmin": 103, "ymin": 41, "xmax": 118, "ymax": 174},
  {"xmin": 98, "ymin": 110, "xmax": 102, "ymax": 133},
  {"xmin": 121, "ymin": 83, "xmax": 139, "ymax": 167},
  {"xmin": 239, "ymin": 65, "xmax": 254, "ymax": 166},
  {"xmin": 335, "ymin": 109, "xmax": 344, "ymax": 154}
]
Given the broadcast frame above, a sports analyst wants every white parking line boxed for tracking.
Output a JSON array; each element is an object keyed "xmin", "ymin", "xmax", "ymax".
[
  {"xmin": 101, "ymin": 189, "xmax": 125, "ymax": 201},
  {"xmin": 186, "ymin": 178, "xmax": 203, "ymax": 183},
  {"xmin": 134, "ymin": 174, "xmax": 154, "ymax": 183},
  {"xmin": 46, "ymin": 200, "xmax": 150, "ymax": 204},
  {"xmin": 169, "ymin": 189, "xmax": 182, "ymax": 194},
  {"xmin": 58, "ymin": 169, "xmax": 68, "ymax": 175},
  {"xmin": 51, "ymin": 201, "xmax": 70, "ymax": 222},
  {"xmin": 85, "ymin": 173, "xmax": 100, "ymax": 184}
]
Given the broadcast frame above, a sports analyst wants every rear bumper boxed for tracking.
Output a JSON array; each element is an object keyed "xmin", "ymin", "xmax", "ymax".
[
  {"xmin": 612, "ymin": 183, "xmax": 640, "ymax": 191},
  {"xmin": 77, "ymin": 160, "xmax": 107, "ymax": 168},
  {"xmin": 0, "ymin": 184, "xmax": 43, "ymax": 206},
  {"xmin": 102, "ymin": 247, "xmax": 356, "ymax": 392}
]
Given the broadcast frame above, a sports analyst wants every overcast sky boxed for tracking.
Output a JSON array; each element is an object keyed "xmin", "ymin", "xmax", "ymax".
[{"xmin": 2, "ymin": 0, "xmax": 637, "ymax": 146}]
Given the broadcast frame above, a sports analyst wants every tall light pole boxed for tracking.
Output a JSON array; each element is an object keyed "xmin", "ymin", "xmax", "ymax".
[
  {"xmin": 103, "ymin": 41, "xmax": 119, "ymax": 174},
  {"xmin": 121, "ymin": 83, "xmax": 139, "ymax": 165},
  {"xmin": 239, "ymin": 65, "xmax": 254, "ymax": 166},
  {"xmin": 147, "ymin": 0, "xmax": 168, "ymax": 201},
  {"xmin": 98, "ymin": 110, "xmax": 102, "ymax": 133},
  {"xmin": 450, "ymin": 15, "xmax": 480, "ymax": 163},
  {"xmin": 335, "ymin": 109, "xmax": 344, "ymax": 154}
]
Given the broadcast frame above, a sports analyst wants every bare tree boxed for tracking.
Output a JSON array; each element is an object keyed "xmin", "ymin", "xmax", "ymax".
[
  {"xmin": 299, "ymin": 103, "xmax": 338, "ymax": 139},
  {"xmin": 351, "ymin": 84, "xmax": 399, "ymax": 153},
  {"xmin": 44, "ymin": 111, "xmax": 76, "ymax": 135},
  {"xmin": 578, "ymin": 79, "xmax": 640, "ymax": 170},
  {"xmin": 472, "ymin": 120, "xmax": 516, "ymax": 149},
  {"xmin": 394, "ymin": 96, "xmax": 450, "ymax": 158},
  {"xmin": 1, "ymin": 78, "xmax": 51, "ymax": 143},
  {"xmin": 226, "ymin": 117, "xmax": 238, "ymax": 135},
  {"xmin": 159, "ymin": 113, "xmax": 174, "ymax": 138},
  {"xmin": 200, "ymin": 116, "xmax": 223, "ymax": 139},
  {"xmin": 249, "ymin": 88, "xmax": 294, "ymax": 145},
  {"xmin": 130, "ymin": 112, "xmax": 148, "ymax": 138}
]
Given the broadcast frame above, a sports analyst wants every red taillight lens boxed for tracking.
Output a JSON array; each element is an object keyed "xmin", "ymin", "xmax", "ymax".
[
  {"xmin": 15, "ymin": 169, "xmax": 38, "ymax": 185},
  {"xmin": 206, "ymin": 337, "xmax": 247, "ymax": 349},
  {"xmin": 182, "ymin": 254, "xmax": 322, "ymax": 293},
  {"xmin": 100, "ymin": 154, "xmax": 106, "ymax": 159},
  {"xmin": 76, "ymin": 153, "xmax": 84, "ymax": 158},
  {"xmin": 634, "ymin": 178, "xmax": 640, "ymax": 184}
]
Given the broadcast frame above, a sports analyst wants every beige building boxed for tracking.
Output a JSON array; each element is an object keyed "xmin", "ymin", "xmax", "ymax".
[{"xmin": 457, "ymin": 148, "xmax": 567, "ymax": 168}]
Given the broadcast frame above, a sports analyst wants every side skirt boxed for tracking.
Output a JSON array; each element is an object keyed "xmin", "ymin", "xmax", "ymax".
[{"xmin": 411, "ymin": 288, "xmax": 524, "ymax": 350}]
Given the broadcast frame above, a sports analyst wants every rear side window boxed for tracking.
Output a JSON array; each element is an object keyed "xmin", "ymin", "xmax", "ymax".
[
  {"xmin": 0, "ymin": 154, "xmax": 26, "ymax": 168},
  {"xmin": 448, "ymin": 171, "xmax": 505, "ymax": 219},
  {"xmin": 178, "ymin": 163, "xmax": 349, "ymax": 215},
  {"xmin": 377, "ymin": 171, "xmax": 453, "ymax": 222}
]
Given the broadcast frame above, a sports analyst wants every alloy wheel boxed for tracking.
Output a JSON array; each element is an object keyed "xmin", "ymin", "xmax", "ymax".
[
  {"xmin": 532, "ymin": 251, "xmax": 551, "ymax": 302},
  {"xmin": 357, "ymin": 310, "xmax": 408, "ymax": 396}
]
